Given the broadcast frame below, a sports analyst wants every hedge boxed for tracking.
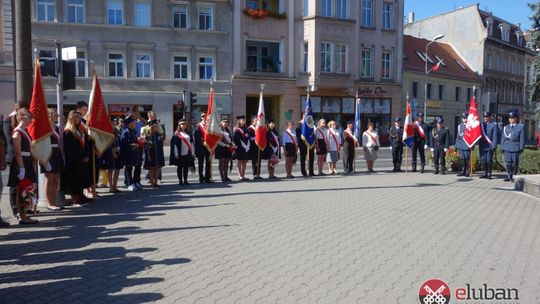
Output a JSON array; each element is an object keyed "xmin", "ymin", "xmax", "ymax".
[{"xmin": 425, "ymin": 145, "xmax": 540, "ymax": 174}]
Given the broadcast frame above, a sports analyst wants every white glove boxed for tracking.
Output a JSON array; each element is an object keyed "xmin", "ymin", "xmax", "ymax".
[
  {"xmin": 424, "ymin": 144, "xmax": 428, "ymax": 149},
  {"xmin": 430, "ymin": 148, "xmax": 434, "ymax": 152},
  {"xmin": 18, "ymin": 167, "xmax": 25, "ymax": 180},
  {"xmin": 389, "ymin": 146, "xmax": 392, "ymax": 151},
  {"xmin": 444, "ymin": 148, "xmax": 448, "ymax": 153},
  {"xmin": 44, "ymin": 162, "xmax": 52, "ymax": 172}
]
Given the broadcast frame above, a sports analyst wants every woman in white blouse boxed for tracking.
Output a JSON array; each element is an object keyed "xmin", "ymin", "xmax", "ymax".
[
  {"xmin": 282, "ymin": 121, "xmax": 297, "ymax": 178},
  {"xmin": 326, "ymin": 120, "xmax": 341, "ymax": 175},
  {"xmin": 170, "ymin": 119, "xmax": 195, "ymax": 185},
  {"xmin": 362, "ymin": 122, "xmax": 380, "ymax": 173}
]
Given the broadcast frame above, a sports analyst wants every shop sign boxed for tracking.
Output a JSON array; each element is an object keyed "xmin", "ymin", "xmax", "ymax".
[{"xmin": 358, "ymin": 86, "xmax": 390, "ymax": 97}]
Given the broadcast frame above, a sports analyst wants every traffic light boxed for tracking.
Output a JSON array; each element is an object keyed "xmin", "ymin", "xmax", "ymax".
[
  {"xmin": 62, "ymin": 61, "xmax": 76, "ymax": 90},
  {"xmin": 189, "ymin": 91, "xmax": 197, "ymax": 105}
]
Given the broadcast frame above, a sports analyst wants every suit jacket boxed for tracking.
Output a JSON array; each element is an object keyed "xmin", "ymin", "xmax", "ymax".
[
  {"xmin": 193, "ymin": 122, "xmax": 209, "ymax": 158},
  {"xmin": 479, "ymin": 121, "xmax": 498, "ymax": 151},
  {"xmin": 430, "ymin": 127, "xmax": 451, "ymax": 150},
  {"xmin": 455, "ymin": 123, "xmax": 469, "ymax": 151},
  {"xmin": 389, "ymin": 126, "xmax": 404, "ymax": 148},
  {"xmin": 501, "ymin": 123, "xmax": 525, "ymax": 153}
]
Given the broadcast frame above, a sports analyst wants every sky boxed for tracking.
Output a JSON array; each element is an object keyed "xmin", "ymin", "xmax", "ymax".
[{"xmin": 404, "ymin": 0, "xmax": 534, "ymax": 30}]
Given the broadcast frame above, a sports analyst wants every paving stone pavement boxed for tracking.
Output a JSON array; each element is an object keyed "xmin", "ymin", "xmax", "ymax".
[{"xmin": 0, "ymin": 168, "xmax": 539, "ymax": 304}]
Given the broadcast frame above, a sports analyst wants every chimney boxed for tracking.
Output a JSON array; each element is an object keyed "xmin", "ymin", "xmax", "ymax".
[{"xmin": 407, "ymin": 11, "xmax": 415, "ymax": 24}]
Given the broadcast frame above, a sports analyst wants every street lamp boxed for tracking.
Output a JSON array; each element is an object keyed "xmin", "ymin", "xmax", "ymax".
[{"xmin": 424, "ymin": 34, "xmax": 445, "ymax": 120}]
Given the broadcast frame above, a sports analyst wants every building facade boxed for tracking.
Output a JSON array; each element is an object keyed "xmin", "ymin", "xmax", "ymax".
[
  {"xmin": 404, "ymin": 4, "xmax": 537, "ymax": 143},
  {"xmin": 31, "ymin": 0, "xmax": 233, "ymax": 134},
  {"xmin": 403, "ymin": 35, "xmax": 483, "ymax": 139},
  {"xmin": 233, "ymin": 0, "xmax": 403, "ymax": 144},
  {"xmin": 0, "ymin": 0, "xmax": 15, "ymax": 112}
]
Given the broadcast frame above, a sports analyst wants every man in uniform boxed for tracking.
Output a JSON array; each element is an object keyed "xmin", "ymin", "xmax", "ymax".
[
  {"xmin": 389, "ymin": 117, "xmax": 404, "ymax": 172},
  {"xmin": 455, "ymin": 113, "xmax": 471, "ymax": 177},
  {"xmin": 430, "ymin": 117, "xmax": 451, "ymax": 175},
  {"xmin": 296, "ymin": 119, "xmax": 315, "ymax": 177},
  {"xmin": 120, "ymin": 116, "xmax": 141, "ymax": 191},
  {"xmin": 247, "ymin": 116, "xmax": 262, "ymax": 179},
  {"xmin": 479, "ymin": 112, "xmax": 498, "ymax": 179},
  {"xmin": 501, "ymin": 111, "xmax": 525, "ymax": 182},
  {"xmin": 342, "ymin": 121, "xmax": 357, "ymax": 174},
  {"xmin": 194, "ymin": 113, "xmax": 212, "ymax": 183},
  {"xmin": 412, "ymin": 112, "xmax": 428, "ymax": 173}
]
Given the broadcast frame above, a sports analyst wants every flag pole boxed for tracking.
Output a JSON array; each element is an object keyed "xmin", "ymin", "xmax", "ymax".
[
  {"xmin": 405, "ymin": 147, "xmax": 409, "ymax": 173},
  {"xmin": 92, "ymin": 147, "xmax": 97, "ymax": 199},
  {"xmin": 353, "ymin": 90, "xmax": 358, "ymax": 173},
  {"xmin": 209, "ymin": 80, "xmax": 214, "ymax": 182}
]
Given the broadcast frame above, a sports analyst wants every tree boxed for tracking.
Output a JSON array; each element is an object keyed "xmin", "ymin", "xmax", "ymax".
[{"xmin": 527, "ymin": 1, "xmax": 540, "ymax": 141}]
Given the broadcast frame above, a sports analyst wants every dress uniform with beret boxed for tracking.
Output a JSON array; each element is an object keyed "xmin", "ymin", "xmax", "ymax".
[
  {"xmin": 389, "ymin": 117, "xmax": 404, "ymax": 172},
  {"xmin": 455, "ymin": 113, "xmax": 471, "ymax": 177},
  {"xmin": 479, "ymin": 112, "xmax": 498, "ymax": 179},
  {"xmin": 412, "ymin": 112, "xmax": 428, "ymax": 173},
  {"xmin": 430, "ymin": 117, "xmax": 451, "ymax": 175},
  {"xmin": 501, "ymin": 111, "xmax": 525, "ymax": 182}
]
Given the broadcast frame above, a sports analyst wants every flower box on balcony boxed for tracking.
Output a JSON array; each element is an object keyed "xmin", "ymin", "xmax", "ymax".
[{"xmin": 243, "ymin": 8, "xmax": 286, "ymax": 20}]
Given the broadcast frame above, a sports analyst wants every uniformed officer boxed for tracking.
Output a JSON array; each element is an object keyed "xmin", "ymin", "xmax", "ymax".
[
  {"xmin": 389, "ymin": 117, "xmax": 404, "ymax": 172},
  {"xmin": 120, "ymin": 116, "xmax": 141, "ymax": 191},
  {"xmin": 412, "ymin": 112, "xmax": 428, "ymax": 173},
  {"xmin": 501, "ymin": 111, "xmax": 525, "ymax": 182},
  {"xmin": 479, "ymin": 112, "xmax": 498, "ymax": 179},
  {"xmin": 430, "ymin": 117, "xmax": 451, "ymax": 175},
  {"xmin": 455, "ymin": 113, "xmax": 471, "ymax": 177}
]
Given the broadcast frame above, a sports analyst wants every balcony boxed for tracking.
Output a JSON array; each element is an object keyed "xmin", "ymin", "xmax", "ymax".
[
  {"xmin": 244, "ymin": 0, "xmax": 285, "ymax": 20},
  {"xmin": 245, "ymin": 41, "xmax": 282, "ymax": 75}
]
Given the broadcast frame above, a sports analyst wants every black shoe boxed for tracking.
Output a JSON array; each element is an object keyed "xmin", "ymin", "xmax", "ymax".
[
  {"xmin": 225, "ymin": 177, "xmax": 232, "ymax": 182},
  {"xmin": 457, "ymin": 171, "xmax": 465, "ymax": 177},
  {"xmin": 19, "ymin": 219, "xmax": 38, "ymax": 225},
  {"xmin": 434, "ymin": 171, "xmax": 439, "ymax": 175},
  {"xmin": 302, "ymin": 173, "xmax": 308, "ymax": 177},
  {"xmin": 204, "ymin": 179, "xmax": 214, "ymax": 184},
  {"xmin": 420, "ymin": 168, "xmax": 425, "ymax": 173},
  {"xmin": 479, "ymin": 174, "xmax": 487, "ymax": 179},
  {"xmin": 254, "ymin": 176, "xmax": 263, "ymax": 180},
  {"xmin": 504, "ymin": 177, "xmax": 511, "ymax": 182},
  {"xmin": 0, "ymin": 220, "xmax": 10, "ymax": 228},
  {"xmin": 411, "ymin": 168, "xmax": 417, "ymax": 172},
  {"xmin": 441, "ymin": 171, "xmax": 446, "ymax": 175}
]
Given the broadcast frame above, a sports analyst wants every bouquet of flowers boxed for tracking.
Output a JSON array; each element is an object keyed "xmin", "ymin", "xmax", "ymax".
[
  {"xmin": 17, "ymin": 178, "xmax": 38, "ymax": 211},
  {"xmin": 269, "ymin": 155, "xmax": 280, "ymax": 168},
  {"xmin": 226, "ymin": 143, "xmax": 237, "ymax": 153}
]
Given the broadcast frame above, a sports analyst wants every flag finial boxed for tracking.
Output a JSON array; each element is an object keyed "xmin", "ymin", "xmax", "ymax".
[
  {"xmin": 406, "ymin": 92, "xmax": 409, "ymax": 100},
  {"xmin": 260, "ymin": 83, "xmax": 265, "ymax": 91}
]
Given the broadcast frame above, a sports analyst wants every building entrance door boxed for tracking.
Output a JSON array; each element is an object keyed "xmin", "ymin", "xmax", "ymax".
[{"xmin": 246, "ymin": 95, "xmax": 280, "ymax": 129}]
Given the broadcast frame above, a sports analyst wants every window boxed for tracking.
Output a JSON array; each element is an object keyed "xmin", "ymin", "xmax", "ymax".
[
  {"xmin": 517, "ymin": 35, "xmax": 524, "ymax": 47},
  {"xmin": 360, "ymin": 49, "xmax": 372, "ymax": 77},
  {"xmin": 38, "ymin": 50, "xmax": 56, "ymax": 76},
  {"xmin": 199, "ymin": 56, "xmax": 214, "ymax": 80},
  {"xmin": 302, "ymin": 42, "xmax": 309, "ymax": 73},
  {"xmin": 467, "ymin": 88, "xmax": 472, "ymax": 101},
  {"xmin": 247, "ymin": 0, "xmax": 258, "ymax": 9},
  {"xmin": 173, "ymin": 56, "xmax": 189, "ymax": 79},
  {"xmin": 320, "ymin": 42, "xmax": 332, "ymax": 72},
  {"xmin": 500, "ymin": 27, "xmax": 510, "ymax": 42},
  {"xmin": 108, "ymin": 53, "xmax": 124, "ymax": 77},
  {"xmin": 382, "ymin": 2, "xmax": 392, "ymax": 29},
  {"xmin": 334, "ymin": 44, "xmax": 347, "ymax": 73},
  {"xmin": 487, "ymin": 53, "xmax": 493, "ymax": 69},
  {"xmin": 427, "ymin": 83, "xmax": 432, "ymax": 99},
  {"xmin": 381, "ymin": 51, "xmax": 392, "ymax": 79},
  {"xmin": 438, "ymin": 84, "xmax": 444, "ymax": 100},
  {"xmin": 172, "ymin": 5, "xmax": 187, "ymax": 29},
  {"xmin": 412, "ymin": 81, "xmax": 418, "ymax": 98},
  {"xmin": 135, "ymin": 54, "xmax": 152, "ymax": 78},
  {"xmin": 321, "ymin": 0, "xmax": 331, "ymax": 17},
  {"xmin": 198, "ymin": 6, "xmax": 213, "ymax": 30},
  {"xmin": 486, "ymin": 19, "xmax": 493, "ymax": 36},
  {"xmin": 512, "ymin": 58, "xmax": 517, "ymax": 74},
  {"xmin": 107, "ymin": 0, "xmax": 123, "ymax": 25},
  {"xmin": 66, "ymin": 0, "xmax": 84, "ymax": 23},
  {"xmin": 246, "ymin": 41, "xmax": 280, "ymax": 73},
  {"xmin": 135, "ymin": 2, "xmax": 151, "ymax": 27},
  {"xmin": 361, "ymin": 0, "xmax": 373, "ymax": 27},
  {"xmin": 36, "ymin": 0, "xmax": 55, "ymax": 22},
  {"xmin": 336, "ymin": 0, "xmax": 347, "ymax": 19},
  {"xmin": 434, "ymin": 55, "xmax": 446, "ymax": 66},
  {"xmin": 76, "ymin": 51, "xmax": 87, "ymax": 77},
  {"xmin": 455, "ymin": 59, "xmax": 467, "ymax": 70},
  {"xmin": 303, "ymin": 0, "xmax": 309, "ymax": 16},
  {"xmin": 455, "ymin": 87, "xmax": 460, "ymax": 102}
]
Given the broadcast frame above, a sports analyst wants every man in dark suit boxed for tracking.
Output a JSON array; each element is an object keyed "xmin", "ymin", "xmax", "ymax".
[
  {"xmin": 193, "ymin": 113, "xmax": 212, "ymax": 183},
  {"xmin": 501, "ymin": 111, "xmax": 525, "ymax": 182},
  {"xmin": 389, "ymin": 117, "xmax": 404, "ymax": 172},
  {"xmin": 412, "ymin": 112, "xmax": 428, "ymax": 173},
  {"xmin": 455, "ymin": 113, "xmax": 471, "ymax": 177},
  {"xmin": 479, "ymin": 112, "xmax": 498, "ymax": 179},
  {"xmin": 296, "ymin": 120, "xmax": 315, "ymax": 177},
  {"xmin": 430, "ymin": 117, "xmax": 451, "ymax": 175}
]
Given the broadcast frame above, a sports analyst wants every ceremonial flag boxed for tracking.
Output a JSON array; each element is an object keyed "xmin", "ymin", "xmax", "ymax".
[
  {"xmin": 464, "ymin": 94, "xmax": 482, "ymax": 148},
  {"xmin": 204, "ymin": 88, "xmax": 222, "ymax": 152},
  {"xmin": 353, "ymin": 97, "xmax": 361, "ymax": 141},
  {"xmin": 255, "ymin": 90, "xmax": 267, "ymax": 151},
  {"xmin": 87, "ymin": 71, "xmax": 115, "ymax": 156},
  {"xmin": 432, "ymin": 60, "xmax": 442, "ymax": 72},
  {"xmin": 27, "ymin": 59, "xmax": 52, "ymax": 165},
  {"xmin": 402, "ymin": 98, "xmax": 415, "ymax": 148},
  {"xmin": 301, "ymin": 95, "xmax": 316, "ymax": 147}
]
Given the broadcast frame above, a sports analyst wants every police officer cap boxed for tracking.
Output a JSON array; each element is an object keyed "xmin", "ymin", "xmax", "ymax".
[
  {"xmin": 393, "ymin": 117, "xmax": 401, "ymax": 122},
  {"xmin": 124, "ymin": 116, "xmax": 135, "ymax": 124},
  {"xmin": 148, "ymin": 119, "xmax": 158, "ymax": 126},
  {"xmin": 236, "ymin": 115, "xmax": 246, "ymax": 120},
  {"xmin": 417, "ymin": 112, "xmax": 424, "ymax": 117},
  {"xmin": 178, "ymin": 118, "xmax": 187, "ymax": 124},
  {"xmin": 200, "ymin": 113, "xmax": 206, "ymax": 117},
  {"xmin": 508, "ymin": 111, "xmax": 518, "ymax": 118},
  {"xmin": 461, "ymin": 113, "xmax": 468, "ymax": 118},
  {"xmin": 221, "ymin": 118, "xmax": 229, "ymax": 123},
  {"xmin": 436, "ymin": 116, "xmax": 444, "ymax": 123},
  {"xmin": 483, "ymin": 111, "xmax": 492, "ymax": 117},
  {"xmin": 346, "ymin": 121, "xmax": 354, "ymax": 125},
  {"xmin": 251, "ymin": 115, "xmax": 258, "ymax": 120}
]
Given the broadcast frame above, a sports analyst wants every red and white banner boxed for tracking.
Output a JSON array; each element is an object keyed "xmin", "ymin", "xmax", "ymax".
[
  {"xmin": 27, "ymin": 59, "xmax": 52, "ymax": 165},
  {"xmin": 255, "ymin": 90, "xmax": 267, "ymax": 151},
  {"xmin": 464, "ymin": 95, "xmax": 482, "ymax": 148},
  {"xmin": 87, "ymin": 71, "xmax": 115, "ymax": 156},
  {"xmin": 204, "ymin": 88, "xmax": 222, "ymax": 152}
]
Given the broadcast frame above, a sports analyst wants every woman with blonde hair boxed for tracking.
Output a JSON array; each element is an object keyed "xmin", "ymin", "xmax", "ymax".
[
  {"xmin": 362, "ymin": 122, "xmax": 380, "ymax": 173},
  {"xmin": 315, "ymin": 118, "xmax": 329, "ymax": 175},
  {"xmin": 326, "ymin": 120, "xmax": 341, "ymax": 174},
  {"xmin": 282, "ymin": 121, "xmax": 297, "ymax": 178},
  {"xmin": 62, "ymin": 111, "xmax": 88, "ymax": 206},
  {"xmin": 40, "ymin": 108, "xmax": 64, "ymax": 210}
]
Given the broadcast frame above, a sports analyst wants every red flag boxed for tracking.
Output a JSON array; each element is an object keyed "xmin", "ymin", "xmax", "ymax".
[
  {"xmin": 255, "ymin": 90, "xmax": 267, "ymax": 151},
  {"xmin": 464, "ymin": 95, "xmax": 482, "ymax": 148},
  {"xmin": 432, "ymin": 61, "xmax": 441, "ymax": 72},
  {"xmin": 87, "ymin": 71, "xmax": 115, "ymax": 156},
  {"xmin": 204, "ymin": 88, "xmax": 222, "ymax": 152},
  {"xmin": 27, "ymin": 59, "xmax": 52, "ymax": 165}
]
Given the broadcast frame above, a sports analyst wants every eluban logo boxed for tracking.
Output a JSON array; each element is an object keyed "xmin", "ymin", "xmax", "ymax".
[{"xmin": 455, "ymin": 284, "xmax": 519, "ymax": 301}]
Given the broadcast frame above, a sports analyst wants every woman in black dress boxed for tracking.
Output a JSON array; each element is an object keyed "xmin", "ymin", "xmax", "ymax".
[
  {"xmin": 143, "ymin": 120, "xmax": 165, "ymax": 187},
  {"xmin": 62, "ymin": 111, "xmax": 87, "ymax": 207},
  {"xmin": 100, "ymin": 120, "xmax": 123, "ymax": 193},
  {"xmin": 263, "ymin": 119, "xmax": 281, "ymax": 179},
  {"xmin": 8, "ymin": 107, "xmax": 38, "ymax": 224},
  {"xmin": 170, "ymin": 119, "xmax": 195, "ymax": 185},
  {"xmin": 40, "ymin": 108, "xmax": 64, "ymax": 210},
  {"xmin": 233, "ymin": 116, "xmax": 250, "ymax": 181},
  {"xmin": 215, "ymin": 119, "xmax": 234, "ymax": 182}
]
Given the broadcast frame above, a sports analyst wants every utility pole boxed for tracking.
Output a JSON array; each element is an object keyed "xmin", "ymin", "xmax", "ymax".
[{"xmin": 14, "ymin": 0, "xmax": 33, "ymax": 107}]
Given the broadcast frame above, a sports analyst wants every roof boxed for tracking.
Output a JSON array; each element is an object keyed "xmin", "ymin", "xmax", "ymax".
[
  {"xmin": 403, "ymin": 35, "xmax": 482, "ymax": 82},
  {"xmin": 478, "ymin": 10, "xmax": 527, "ymax": 50}
]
